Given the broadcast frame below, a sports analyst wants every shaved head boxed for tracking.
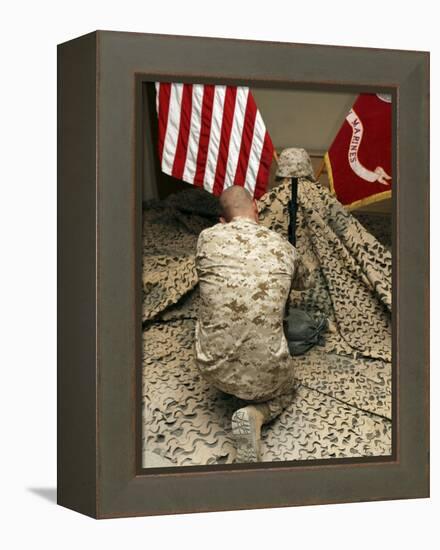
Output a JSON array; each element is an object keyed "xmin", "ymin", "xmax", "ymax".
[{"xmin": 219, "ymin": 185, "xmax": 258, "ymax": 223}]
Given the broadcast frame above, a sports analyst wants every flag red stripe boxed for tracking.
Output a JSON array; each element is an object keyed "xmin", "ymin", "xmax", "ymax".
[
  {"xmin": 157, "ymin": 83, "xmax": 171, "ymax": 163},
  {"xmin": 171, "ymin": 84, "xmax": 193, "ymax": 180},
  {"xmin": 212, "ymin": 86, "xmax": 237, "ymax": 196},
  {"xmin": 254, "ymin": 132, "xmax": 274, "ymax": 199},
  {"xmin": 194, "ymin": 85, "xmax": 215, "ymax": 186},
  {"xmin": 233, "ymin": 92, "xmax": 257, "ymax": 186}
]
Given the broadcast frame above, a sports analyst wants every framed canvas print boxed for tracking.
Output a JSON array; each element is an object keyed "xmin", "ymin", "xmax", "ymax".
[{"xmin": 57, "ymin": 30, "xmax": 429, "ymax": 518}]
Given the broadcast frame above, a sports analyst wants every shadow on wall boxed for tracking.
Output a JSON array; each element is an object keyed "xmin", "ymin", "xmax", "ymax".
[{"xmin": 28, "ymin": 487, "xmax": 57, "ymax": 504}]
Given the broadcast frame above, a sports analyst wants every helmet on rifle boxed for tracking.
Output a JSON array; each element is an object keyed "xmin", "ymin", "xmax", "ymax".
[{"xmin": 275, "ymin": 147, "xmax": 317, "ymax": 182}]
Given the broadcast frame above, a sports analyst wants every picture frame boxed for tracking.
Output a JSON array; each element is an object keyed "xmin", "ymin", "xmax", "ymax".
[{"xmin": 57, "ymin": 30, "xmax": 429, "ymax": 518}]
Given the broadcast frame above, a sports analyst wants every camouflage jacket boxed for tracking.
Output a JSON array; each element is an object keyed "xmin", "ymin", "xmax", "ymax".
[{"xmin": 194, "ymin": 216, "xmax": 312, "ymax": 401}]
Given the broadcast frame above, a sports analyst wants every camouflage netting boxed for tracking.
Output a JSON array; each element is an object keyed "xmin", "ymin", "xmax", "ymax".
[{"xmin": 142, "ymin": 178, "xmax": 392, "ymax": 466}]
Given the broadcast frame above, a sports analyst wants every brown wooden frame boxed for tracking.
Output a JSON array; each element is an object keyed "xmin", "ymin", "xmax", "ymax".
[{"xmin": 57, "ymin": 30, "xmax": 429, "ymax": 518}]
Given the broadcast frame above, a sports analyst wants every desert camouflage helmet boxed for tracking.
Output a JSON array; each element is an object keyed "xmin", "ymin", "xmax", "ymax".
[{"xmin": 275, "ymin": 147, "xmax": 317, "ymax": 181}]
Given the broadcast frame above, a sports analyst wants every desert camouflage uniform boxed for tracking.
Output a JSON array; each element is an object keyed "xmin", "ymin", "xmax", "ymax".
[{"xmin": 194, "ymin": 215, "xmax": 312, "ymax": 421}]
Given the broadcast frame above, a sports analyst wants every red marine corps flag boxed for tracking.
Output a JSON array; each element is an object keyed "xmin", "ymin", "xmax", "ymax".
[
  {"xmin": 324, "ymin": 93, "xmax": 392, "ymax": 209},
  {"xmin": 155, "ymin": 82, "xmax": 274, "ymax": 199}
]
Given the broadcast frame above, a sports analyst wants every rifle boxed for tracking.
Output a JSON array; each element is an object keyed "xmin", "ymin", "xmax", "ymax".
[{"xmin": 288, "ymin": 177, "xmax": 298, "ymax": 246}]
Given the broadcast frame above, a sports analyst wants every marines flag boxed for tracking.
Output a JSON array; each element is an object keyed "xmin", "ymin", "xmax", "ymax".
[
  {"xmin": 155, "ymin": 82, "xmax": 274, "ymax": 199},
  {"xmin": 324, "ymin": 93, "xmax": 392, "ymax": 209}
]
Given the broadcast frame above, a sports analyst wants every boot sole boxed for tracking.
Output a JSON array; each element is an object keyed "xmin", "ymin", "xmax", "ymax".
[{"xmin": 231, "ymin": 408, "xmax": 262, "ymax": 463}]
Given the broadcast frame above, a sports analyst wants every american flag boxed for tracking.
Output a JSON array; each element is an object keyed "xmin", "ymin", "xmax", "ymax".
[{"xmin": 155, "ymin": 82, "xmax": 274, "ymax": 199}]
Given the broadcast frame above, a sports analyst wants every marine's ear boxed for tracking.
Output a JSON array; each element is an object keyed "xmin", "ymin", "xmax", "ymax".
[
  {"xmin": 252, "ymin": 199, "xmax": 259, "ymax": 222},
  {"xmin": 219, "ymin": 216, "xmax": 226, "ymax": 224}
]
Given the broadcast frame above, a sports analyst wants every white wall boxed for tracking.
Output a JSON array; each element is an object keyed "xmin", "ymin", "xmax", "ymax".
[{"xmin": 252, "ymin": 88, "xmax": 357, "ymax": 153}]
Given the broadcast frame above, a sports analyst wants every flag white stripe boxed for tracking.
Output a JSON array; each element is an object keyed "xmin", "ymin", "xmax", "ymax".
[
  {"xmin": 223, "ymin": 87, "xmax": 248, "ymax": 189},
  {"xmin": 183, "ymin": 84, "xmax": 203, "ymax": 182},
  {"xmin": 244, "ymin": 110, "xmax": 266, "ymax": 194},
  {"xmin": 161, "ymin": 83, "xmax": 183, "ymax": 175},
  {"xmin": 155, "ymin": 82, "xmax": 160, "ymax": 114},
  {"xmin": 203, "ymin": 85, "xmax": 226, "ymax": 193}
]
